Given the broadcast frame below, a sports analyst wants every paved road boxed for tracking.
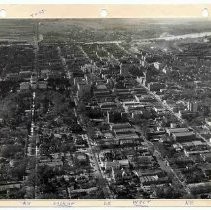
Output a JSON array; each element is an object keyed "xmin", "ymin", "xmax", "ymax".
[
  {"xmin": 144, "ymin": 85, "xmax": 210, "ymax": 144},
  {"xmin": 134, "ymin": 125, "xmax": 191, "ymax": 196},
  {"xmin": 135, "ymin": 82, "xmax": 194, "ymax": 195},
  {"xmin": 73, "ymin": 99, "xmax": 114, "ymax": 199},
  {"xmin": 87, "ymin": 140, "xmax": 115, "ymax": 199},
  {"xmin": 136, "ymin": 54, "xmax": 210, "ymax": 144},
  {"xmin": 25, "ymin": 41, "xmax": 40, "ymax": 198}
]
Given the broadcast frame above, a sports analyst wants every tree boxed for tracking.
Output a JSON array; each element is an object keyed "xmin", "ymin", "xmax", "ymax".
[
  {"xmin": 0, "ymin": 144, "xmax": 22, "ymax": 159},
  {"xmin": 87, "ymin": 124, "xmax": 95, "ymax": 139},
  {"xmin": 155, "ymin": 184, "xmax": 183, "ymax": 198},
  {"xmin": 9, "ymin": 187, "xmax": 26, "ymax": 199},
  {"xmin": 10, "ymin": 159, "xmax": 27, "ymax": 180},
  {"xmin": 77, "ymin": 102, "xmax": 86, "ymax": 113},
  {"xmin": 39, "ymin": 192, "xmax": 60, "ymax": 199}
]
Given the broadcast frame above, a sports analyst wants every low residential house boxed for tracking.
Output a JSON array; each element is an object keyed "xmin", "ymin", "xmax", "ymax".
[
  {"xmin": 172, "ymin": 132, "xmax": 196, "ymax": 142},
  {"xmin": 135, "ymin": 171, "xmax": 169, "ymax": 186},
  {"xmin": 103, "ymin": 132, "xmax": 114, "ymax": 139},
  {"xmin": 200, "ymin": 164, "xmax": 211, "ymax": 178},
  {"xmin": 38, "ymin": 81, "xmax": 47, "ymax": 89},
  {"xmin": 205, "ymin": 117, "xmax": 211, "ymax": 127},
  {"xmin": 135, "ymin": 169, "xmax": 165, "ymax": 177},
  {"xmin": 130, "ymin": 156, "xmax": 154, "ymax": 169},
  {"xmin": 115, "ymin": 133, "xmax": 140, "ymax": 145},
  {"xmin": 74, "ymin": 153, "xmax": 89, "ymax": 165},
  {"xmin": 111, "ymin": 168, "xmax": 133, "ymax": 182},
  {"xmin": 93, "ymin": 89, "xmax": 111, "ymax": 98},
  {"xmin": 40, "ymin": 69, "xmax": 50, "ymax": 79},
  {"xmin": 96, "ymin": 84, "xmax": 107, "ymax": 90},
  {"xmin": 122, "ymin": 101, "xmax": 140, "ymax": 112},
  {"xmin": 153, "ymin": 62, "xmax": 161, "ymax": 70},
  {"xmin": 147, "ymin": 128, "xmax": 166, "ymax": 139},
  {"xmin": 183, "ymin": 144, "xmax": 211, "ymax": 157},
  {"xmin": 132, "ymin": 87, "xmax": 148, "ymax": 95},
  {"xmin": 188, "ymin": 181, "xmax": 211, "ymax": 195},
  {"xmin": 0, "ymin": 182, "xmax": 21, "ymax": 195},
  {"xmin": 19, "ymin": 82, "xmax": 30, "ymax": 90},
  {"xmin": 5, "ymin": 73, "xmax": 19, "ymax": 81},
  {"xmin": 0, "ymin": 118, "xmax": 4, "ymax": 125},
  {"xmin": 201, "ymin": 152, "xmax": 211, "ymax": 162},
  {"xmin": 110, "ymin": 123, "xmax": 132, "ymax": 131},
  {"xmin": 69, "ymin": 187, "xmax": 98, "ymax": 198},
  {"xmin": 179, "ymin": 110, "xmax": 197, "ymax": 119},
  {"xmin": 104, "ymin": 160, "xmax": 121, "ymax": 171},
  {"xmin": 97, "ymin": 138, "xmax": 119, "ymax": 149},
  {"xmin": 139, "ymin": 175, "xmax": 159, "ymax": 185},
  {"xmin": 153, "ymin": 106, "xmax": 166, "ymax": 115},
  {"xmin": 119, "ymin": 159, "xmax": 129, "ymax": 168},
  {"xmin": 135, "ymin": 94, "xmax": 156, "ymax": 103},
  {"xmin": 19, "ymin": 70, "xmax": 32, "ymax": 80},
  {"xmin": 148, "ymin": 82, "xmax": 165, "ymax": 92},
  {"xmin": 77, "ymin": 80, "xmax": 91, "ymax": 98},
  {"xmin": 166, "ymin": 127, "xmax": 189, "ymax": 136},
  {"xmin": 172, "ymin": 143, "xmax": 183, "ymax": 151},
  {"xmin": 99, "ymin": 102, "xmax": 117, "ymax": 111}
]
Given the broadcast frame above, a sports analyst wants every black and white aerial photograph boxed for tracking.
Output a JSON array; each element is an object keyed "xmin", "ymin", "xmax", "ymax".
[{"xmin": 0, "ymin": 18, "xmax": 211, "ymax": 200}]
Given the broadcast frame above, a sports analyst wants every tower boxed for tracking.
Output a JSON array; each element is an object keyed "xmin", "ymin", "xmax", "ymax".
[
  {"xmin": 119, "ymin": 63, "xmax": 122, "ymax": 75},
  {"xmin": 107, "ymin": 111, "xmax": 110, "ymax": 124}
]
